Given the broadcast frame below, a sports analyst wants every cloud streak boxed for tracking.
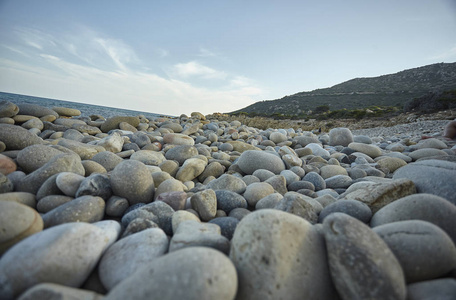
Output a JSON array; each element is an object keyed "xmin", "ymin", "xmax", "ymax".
[{"xmin": 0, "ymin": 26, "xmax": 263, "ymax": 115}]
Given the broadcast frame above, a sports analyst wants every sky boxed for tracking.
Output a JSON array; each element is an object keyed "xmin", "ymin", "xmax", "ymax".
[{"xmin": 0, "ymin": 0, "xmax": 455, "ymax": 116}]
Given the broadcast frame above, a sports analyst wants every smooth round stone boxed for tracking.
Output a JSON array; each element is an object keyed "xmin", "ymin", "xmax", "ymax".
[
  {"xmin": 287, "ymin": 180, "xmax": 315, "ymax": 192},
  {"xmin": 56, "ymin": 172, "xmax": 85, "ymax": 197},
  {"xmin": 206, "ymin": 174, "xmax": 247, "ymax": 194},
  {"xmin": 54, "ymin": 118, "xmax": 86, "ymax": 128},
  {"xmin": 269, "ymin": 132, "xmax": 287, "ymax": 144},
  {"xmin": 91, "ymin": 151, "xmax": 123, "ymax": 172},
  {"xmin": 406, "ymin": 278, "xmax": 456, "ymax": 300},
  {"xmin": 214, "ymin": 190, "xmax": 248, "ymax": 214},
  {"xmin": 130, "ymin": 150, "xmax": 165, "ymax": 166},
  {"xmin": 140, "ymin": 201, "xmax": 175, "ymax": 235},
  {"xmin": 228, "ymin": 207, "xmax": 251, "ymax": 221},
  {"xmin": 155, "ymin": 178, "xmax": 186, "ymax": 199},
  {"xmin": 325, "ymin": 175, "xmax": 353, "ymax": 189},
  {"xmin": 241, "ymin": 175, "xmax": 260, "ymax": 185},
  {"xmin": 329, "ymin": 127, "xmax": 354, "ymax": 147},
  {"xmin": 155, "ymin": 191, "xmax": 187, "ymax": 211},
  {"xmin": 105, "ymin": 196, "xmax": 129, "ymax": 217},
  {"xmin": 0, "ymin": 222, "xmax": 117, "ymax": 299},
  {"xmin": 219, "ymin": 143, "xmax": 234, "ymax": 152},
  {"xmin": 282, "ymin": 153, "xmax": 303, "ymax": 168},
  {"xmin": 295, "ymin": 135, "xmax": 320, "ymax": 147},
  {"xmin": 160, "ymin": 122, "xmax": 183, "ymax": 133},
  {"xmin": 0, "ymin": 154, "xmax": 16, "ymax": 175},
  {"xmin": 119, "ymin": 121, "xmax": 137, "ymax": 132},
  {"xmin": 170, "ymin": 220, "xmax": 230, "ymax": 253},
  {"xmin": 225, "ymin": 140, "xmax": 260, "ymax": 153},
  {"xmin": 164, "ymin": 145, "xmax": 198, "ymax": 165},
  {"xmin": 42, "ymin": 195, "xmax": 105, "ymax": 228},
  {"xmin": 252, "ymin": 169, "xmax": 275, "ymax": 181},
  {"xmin": 0, "ymin": 201, "xmax": 43, "ymax": 255},
  {"xmin": 255, "ymin": 192, "xmax": 283, "ymax": 209},
  {"xmin": 408, "ymin": 148, "xmax": 448, "ymax": 161},
  {"xmin": 230, "ymin": 209, "xmax": 338, "ymax": 299},
  {"xmin": 0, "ymin": 124, "xmax": 43, "ymax": 150},
  {"xmin": 105, "ymin": 247, "xmax": 237, "ymax": 300},
  {"xmin": 16, "ymin": 144, "xmax": 64, "ymax": 173},
  {"xmin": 265, "ymin": 175, "xmax": 288, "ymax": 195},
  {"xmin": 57, "ymin": 139, "xmax": 104, "ymax": 160},
  {"xmin": 386, "ymin": 142, "xmax": 405, "ymax": 152},
  {"xmin": 322, "ymin": 213, "xmax": 406, "ymax": 300},
  {"xmin": 171, "ymin": 210, "xmax": 200, "ymax": 234},
  {"xmin": 304, "ymin": 143, "xmax": 330, "ymax": 157},
  {"xmin": 376, "ymin": 156, "xmax": 407, "ymax": 173},
  {"xmin": 303, "ymin": 172, "xmax": 326, "ymax": 190},
  {"xmin": 162, "ymin": 133, "xmax": 195, "ymax": 145},
  {"xmin": 242, "ymin": 182, "xmax": 275, "ymax": 207},
  {"xmin": 319, "ymin": 165, "xmax": 348, "ymax": 179},
  {"xmin": 18, "ymin": 283, "xmax": 103, "ymax": 300},
  {"xmin": 370, "ymin": 193, "xmax": 456, "ymax": 245},
  {"xmin": 373, "ymin": 220, "xmax": 456, "ymax": 283},
  {"xmin": 99, "ymin": 228, "xmax": 169, "ymax": 290},
  {"xmin": 191, "ymin": 189, "xmax": 217, "ymax": 221},
  {"xmin": 236, "ymin": 150, "xmax": 285, "ymax": 175},
  {"xmin": 110, "ymin": 160, "xmax": 155, "ymax": 205},
  {"xmin": 92, "ymin": 132, "xmax": 124, "ymax": 153},
  {"xmin": 0, "ymin": 192, "xmax": 36, "ymax": 208},
  {"xmin": 51, "ymin": 107, "xmax": 81, "ymax": 117},
  {"xmin": 121, "ymin": 218, "xmax": 159, "ymax": 238},
  {"xmin": 280, "ymin": 169, "xmax": 300, "ymax": 186},
  {"xmin": 393, "ymin": 159, "xmax": 456, "ymax": 204},
  {"xmin": 17, "ymin": 103, "xmax": 58, "ymax": 118},
  {"xmin": 36, "ymin": 195, "xmax": 74, "ymax": 213},
  {"xmin": 81, "ymin": 160, "xmax": 107, "ymax": 176},
  {"xmin": 0, "ymin": 117, "xmax": 14, "ymax": 125},
  {"xmin": 198, "ymin": 161, "xmax": 225, "ymax": 182},
  {"xmin": 176, "ymin": 157, "xmax": 207, "ymax": 182},
  {"xmin": 353, "ymin": 135, "xmax": 372, "ymax": 144},
  {"xmin": 0, "ymin": 101, "xmax": 19, "ymax": 118},
  {"xmin": 415, "ymin": 138, "xmax": 448, "ymax": 150},
  {"xmin": 75, "ymin": 173, "xmax": 112, "ymax": 200},
  {"xmin": 294, "ymin": 147, "xmax": 313, "ymax": 157},
  {"xmin": 100, "ymin": 116, "xmax": 140, "ymax": 133},
  {"xmin": 208, "ymin": 217, "xmax": 239, "ymax": 240},
  {"xmin": 274, "ymin": 193, "xmax": 318, "ymax": 224},
  {"xmin": 21, "ymin": 118, "xmax": 43, "ymax": 130},
  {"xmin": 315, "ymin": 194, "xmax": 337, "ymax": 207},
  {"xmin": 348, "ymin": 142, "xmax": 382, "ymax": 158},
  {"xmin": 318, "ymin": 199, "xmax": 372, "ymax": 223},
  {"xmin": 13, "ymin": 115, "xmax": 38, "ymax": 123},
  {"xmin": 17, "ymin": 154, "xmax": 85, "ymax": 194}
]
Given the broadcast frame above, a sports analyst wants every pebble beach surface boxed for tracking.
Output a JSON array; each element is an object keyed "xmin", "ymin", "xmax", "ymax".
[{"xmin": 0, "ymin": 100, "xmax": 456, "ymax": 300}]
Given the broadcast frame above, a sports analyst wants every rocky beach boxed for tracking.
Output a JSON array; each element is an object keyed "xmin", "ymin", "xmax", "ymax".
[{"xmin": 0, "ymin": 100, "xmax": 456, "ymax": 299}]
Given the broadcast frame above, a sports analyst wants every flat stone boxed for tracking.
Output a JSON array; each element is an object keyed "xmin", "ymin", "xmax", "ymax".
[
  {"xmin": 0, "ymin": 201, "xmax": 43, "ymax": 255},
  {"xmin": 162, "ymin": 133, "xmax": 195, "ymax": 145},
  {"xmin": 0, "ymin": 222, "xmax": 117, "ymax": 300},
  {"xmin": 225, "ymin": 140, "xmax": 260, "ymax": 152},
  {"xmin": 370, "ymin": 193, "xmax": 456, "ymax": 245},
  {"xmin": 110, "ymin": 160, "xmax": 155, "ymax": 205},
  {"xmin": 0, "ymin": 192, "xmax": 36, "ymax": 208},
  {"xmin": 16, "ymin": 103, "xmax": 58, "ymax": 118},
  {"xmin": 105, "ymin": 247, "xmax": 237, "ymax": 300},
  {"xmin": 348, "ymin": 142, "xmax": 382, "ymax": 158},
  {"xmin": 409, "ymin": 148, "xmax": 448, "ymax": 161},
  {"xmin": 52, "ymin": 106, "xmax": 81, "ymax": 117},
  {"xmin": 393, "ymin": 159, "xmax": 456, "ymax": 204},
  {"xmin": 339, "ymin": 178, "xmax": 416, "ymax": 213},
  {"xmin": 373, "ymin": 220, "xmax": 456, "ymax": 283},
  {"xmin": 376, "ymin": 156, "xmax": 407, "ymax": 173},
  {"xmin": 21, "ymin": 118, "xmax": 43, "ymax": 130},
  {"xmin": 98, "ymin": 228, "xmax": 169, "ymax": 290},
  {"xmin": 16, "ymin": 154, "xmax": 85, "ymax": 194},
  {"xmin": 169, "ymin": 220, "xmax": 230, "ymax": 254},
  {"xmin": 0, "ymin": 124, "xmax": 43, "ymax": 150},
  {"xmin": 100, "ymin": 116, "xmax": 140, "ymax": 133},
  {"xmin": 230, "ymin": 209, "xmax": 338, "ymax": 300},
  {"xmin": 237, "ymin": 150, "xmax": 285, "ymax": 175},
  {"xmin": 415, "ymin": 138, "xmax": 448, "ymax": 149},
  {"xmin": 322, "ymin": 213, "xmax": 406, "ymax": 300},
  {"xmin": 42, "ymin": 195, "xmax": 105, "ymax": 228},
  {"xmin": 130, "ymin": 150, "xmax": 166, "ymax": 166}
]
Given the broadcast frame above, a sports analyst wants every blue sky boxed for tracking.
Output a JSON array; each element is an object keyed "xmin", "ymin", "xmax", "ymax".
[{"xmin": 0, "ymin": 0, "xmax": 455, "ymax": 116}]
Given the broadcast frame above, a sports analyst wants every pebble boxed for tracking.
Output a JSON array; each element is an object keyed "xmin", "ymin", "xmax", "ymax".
[
  {"xmin": 406, "ymin": 278, "xmax": 456, "ymax": 300},
  {"xmin": 322, "ymin": 213, "xmax": 406, "ymax": 300},
  {"xmin": 0, "ymin": 222, "xmax": 117, "ymax": 300},
  {"xmin": 16, "ymin": 144, "xmax": 64, "ymax": 173},
  {"xmin": 36, "ymin": 195, "xmax": 74, "ymax": 213},
  {"xmin": 206, "ymin": 174, "xmax": 247, "ymax": 194},
  {"xmin": 105, "ymin": 247, "xmax": 237, "ymax": 300},
  {"xmin": 75, "ymin": 173, "xmax": 112, "ymax": 200},
  {"xmin": 56, "ymin": 172, "xmax": 85, "ymax": 197},
  {"xmin": 91, "ymin": 151, "xmax": 123, "ymax": 171},
  {"xmin": 0, "ymin": 124, "xmax": 43, "ymax": 150},
  {"xmin": 190, "ymin": 189, "xmax": 217, "ymax": 221},
  {"xmin": 0, "ymin": 101, "xmax": 19, "ymax": 118},
  {"xmin": 236, "ymin": 150, "xmax": 285, "ymax": 174},
  {"xmin": 100, "ymin": 116, "xmax": 139, "ymax": 132},
  {"xmin": 17, "ymin": 283, "xmax": 103, "ymax": 300},
  {"xmin": 243, "ymin": 182, "xmax": 275, "ymax": 206},
  {"xmin": 329, "ymin": 127, "xmax": 354, "ymax": 146},
  {"xmin": 98, "ymin": 228, "xmax": 169, "ymax": 290},
  {"xmin": 0, "ymin": 154, "xmax": 16, "ymax": 175},
  {"xmin": 318, "ymin": 199, "xmax": 372, "ymax": 223},
  {"xmin": 208, "ymin": 216, "xmax": 239, "ymax": 240},
  {"xmin": 16, "ymin": 103, "xmax": 58, "ymax": 118}
]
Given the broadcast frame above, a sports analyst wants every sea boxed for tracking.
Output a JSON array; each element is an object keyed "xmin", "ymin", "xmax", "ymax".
[{"xmin": 0, "ymin": 91, "xmax": 171, "ymax": 120}]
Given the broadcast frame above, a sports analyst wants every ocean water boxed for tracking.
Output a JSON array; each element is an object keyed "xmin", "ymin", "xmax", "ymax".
[{"xmin": 0, "ymin": 91, "xmax": 169, "ymax": 119}]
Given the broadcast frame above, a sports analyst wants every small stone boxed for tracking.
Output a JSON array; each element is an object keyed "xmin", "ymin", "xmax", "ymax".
[
  {"xmin": 318, "ymin": 199, "xmax": 372, "ymax": 223},
  {"xmin": 36, "ymin": 195, "xmax": 74, "ymax": 213},
  {"xmin": 243, "ymin": 182, "xmax": 275, "ymax": 207},
  {"xmin": 169, "ymin": 220, "xmax": 230, "ymax": 254},
  {"xmin": 406, "ymin": 278, "xmax": 456, "ymax": 300},
  {"xmin": 236, "ymin": 150, "xmax": 285, "ymax": 175},
  {"xmin": 322, "ymin": 213, "xmax": 406, "ymax": 300},
  {"xmin": 415, "ymin": 138, "xmax": 448, "ymax": 150},
  {"xmin": 408, "ymin": 148, "xmax": 448, "ymax": 161},
  {"xmin": 0, "ymin": 101, "xmax": 19, "ymax": 118},
  {"xmin": 274, "ymin": 192, "xmax": 318, "ymax": 224},
  {"xmin": 91, "ymin": 151, "xmax": 123, "ymax": 171},
  {"xmin": 81, "ymin": 160, "xmax": 107, "ymax": 176},
  {"xmin": 164, "ymin": 145, "xmax": 198, "ymax": 165},
  {"xmin": 57, "ymin": 139, "xmax": 103, "ymax": 160},
  {"xmin": 98, "ymin": 228, "xmax": 169, "ymax": 290},
  {"xmin": 176, "ymin": 157, "xmax": 207, "ymax": 182},
  {"xmin": 105, "ymin": 196, "xmax": 129, "ymax": 217},
  {"xmin": 121, "ymin": 218, "xmax": 158, "ymax": 238},
  {"xmin": 206, "ymin": 174, "xmax": 247, "ymax": 194},
  {"xmin": 305, "ymin": 143, "xmax": 330, "ymax": 157},
  {"xmin": 140, "ymin": 201, "xmax": 175, "ymax": 235},
  {"xmin": 303, "ymin": 172, "xmax": 326, "ymax": 191},
  {"xmin": 163, "ymin": 133, "xmax": 195, "ymax": 145},
  {"xmin": 155, "ymin": 191, "xmax": 187, "ymax": 211},
  {"xmin": 56, "ymin": 172, "xmax": 85, "ymax": 197},
  {"xmin": 191, "ymin": 189, "xmax": 217, "ymax": 221},
  {"xmin": 42, "ymin": 195, "xmax": 105, "ymax": 228},
  {"xmin": 208, "ymin": 216, "xmax": 239, "ymax": 240},
  {"xmin": 18, "ymin": 282, "xmax": 103, "ymax": 300},
  {"xmin": 0, "ymin": 124, "xmax": 43, "ymax": 150},
  {"xmin": 373, "ymin": 220, "xmax": 456, "ymax": 283},
  {"xmin": 0, "ymin": 192, "xmax": 36, "ymax": 208},
  {"xmin": 17, "ymin": 103, "xmax": 58, "ymax": 118},
  {"xmin": 329, "ymin": 127, "xmax": 354, "ymax": 147},
  {"xmin": 0, "ymin": 201, "xmax": 43, "ymax": 255},
  {"xmin": 325, "ymin": 175, "xmax": 353, "ymax": 189},
  {"xmin": 100, "ymin": 116, "xmax": 140, "ymax": 133},
  {"xmin": 252, "ymin": 169, "xmax": 275, "ymax": 181},
  {"xmin": 320, "ymin": 165, "xmax": 348, "ymax": 179},
  {"xmin": 269, "ymin": 131, "xmax": 287, "ymax": 144},
  {"xmin": 21, "ymin": 118, "xmax": 43, "ymax": 130},
  {"xmin": 16, "ymin": 144, "xmax": 64, "ymax": 173},
  {"xmin": 92, "ymin": 132, "xmax": 124, "ymax": 153},
  {"xmin": 214, "ymin": 190, "xmax": 248, "ymax": 214},
  {"xmin": 265, "ymin": 175, "xmax": 288, "ymax": 195},
  {"xmin": 110, "ymin": 160, "xmax": 155, "ymax": 205},
  {"xmin": 376, "ymin": 156, "xmax": 407, "ymax": 173},
  {"xmin": 255, "ymin": 192, "xmax": 283, "ymax": 209},
  {"xmin": 348, "ymin": 142, "xmax": 382, "ymax": 158},
  {"xmin": 0, "ymin": 154, "xmax": 16, "ymax": 175},
  {"xmin": 75, "ymin": 173, "xmax": 112, "ymax": 200}
]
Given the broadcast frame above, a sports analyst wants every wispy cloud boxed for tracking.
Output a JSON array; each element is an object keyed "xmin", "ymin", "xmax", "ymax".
[
  {"xmin": 0, "ymin": 25, "xmax": 264, "ymax": 115},
  {"xmin": 172, "ymin": 61, "xmax": 227, "ymax": 79},
  {"xmin": 198, "ymin": 47, "xmax": 218, "ymax": 57}
]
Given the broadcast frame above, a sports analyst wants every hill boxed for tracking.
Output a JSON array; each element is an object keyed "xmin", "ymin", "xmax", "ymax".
[{"xmin": 230, "ymin": 62, "xmax": 456, "ymax": 116}]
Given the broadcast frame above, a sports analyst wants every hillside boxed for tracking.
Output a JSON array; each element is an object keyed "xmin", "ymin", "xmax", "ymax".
[{"xmin": 231, "ymin": 62, "xmax": 456, "ymax": 116}]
